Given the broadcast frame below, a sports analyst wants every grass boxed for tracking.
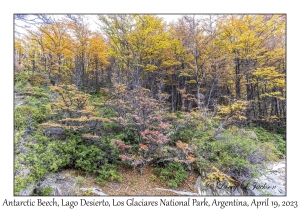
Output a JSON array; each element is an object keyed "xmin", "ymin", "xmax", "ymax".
[{"xmin": 75, "ymin": 176, "xmax": 86, "ymax": 186}]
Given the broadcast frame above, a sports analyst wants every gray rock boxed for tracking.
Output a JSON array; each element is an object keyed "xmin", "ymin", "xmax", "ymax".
[
  {"xmin": 44, "ymin": 127, "xmax": 65, "ymax": 139},
  {"xmin": 38, "ymin": 173, "xmax": 76, "ymax": 196},
  {"xmin": 19, "ymin": 184, "xmax": 35, "ymax": 196},
  {"xmin": 194, "ymin": 176, "xmax": 202, "ymax": 194},
  {"xmin": 19, "ymin": 168, "xmax": 30, "ymax": 177},
  {"xmin": 192, "ymin": 159, "xmax": 286, "ymax": 196},
  {"xmin": 201, "ymin": 188, "xmax": 213, "ymax": 196},
  {"xmin": 232, "ymin": 186, "xmax": 243, "ymax": 196},
  {"xmin": 217, "ymin": 186, "xmax": 233, "ymax": 196},
  {"xmin": 246, "ymin": 160, "xmax": 286, "ymax": 196}
]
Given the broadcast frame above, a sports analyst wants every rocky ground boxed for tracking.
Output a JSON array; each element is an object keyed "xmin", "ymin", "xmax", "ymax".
[
  {"xmin": 27, "ymin": 160, "xmax": 285, "ymax": 196},
  {"xmin": 29, "ymin": 166, "xmax": 199, "ymax": 196}
]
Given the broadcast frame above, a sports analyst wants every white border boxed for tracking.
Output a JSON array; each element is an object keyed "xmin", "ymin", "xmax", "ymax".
[{"xmin": 1, "ymin": 0, "xmax": 299, "ymax": 209}]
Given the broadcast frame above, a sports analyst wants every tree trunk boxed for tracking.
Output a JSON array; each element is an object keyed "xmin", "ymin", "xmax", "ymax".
[
  {"xmin": 194, "ymin": 56, "xmax": 201, "ymax": 112},
  {"xmin": 235, "ymin": 57, "xmax": 241, "ymax": 99}
]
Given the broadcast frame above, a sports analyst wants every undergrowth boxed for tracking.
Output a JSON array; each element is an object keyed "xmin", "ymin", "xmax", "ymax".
[{"xmin": 14, "ymin": 72, "xmax": 286, "ymax": 195}]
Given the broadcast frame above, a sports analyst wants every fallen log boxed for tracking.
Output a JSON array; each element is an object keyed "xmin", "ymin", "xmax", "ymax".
[
  {"xmin": 155, "ymin": 188, "xmax": 199, "ymax": 196},
  {"xmin": 80, "ymin": 188, "xmax": 108, "ymax": 196}
]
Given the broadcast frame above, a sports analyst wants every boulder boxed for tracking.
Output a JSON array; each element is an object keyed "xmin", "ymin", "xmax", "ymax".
[
  {"xmin": 246, "ymin": 160, "xmax": 286, "ymax": 196},
  {"xmin": 37, "ymin": 173, "xmax": 76, "ymax": 196}
]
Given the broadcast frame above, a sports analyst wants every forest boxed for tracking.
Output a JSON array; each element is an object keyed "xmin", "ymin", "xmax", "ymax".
[{"xmin": 14, "ymin": 14, "xmax": 286, "ymax": 196}]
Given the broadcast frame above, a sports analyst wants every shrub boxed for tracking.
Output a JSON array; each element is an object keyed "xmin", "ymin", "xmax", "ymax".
[
  {"xmin": 25, "ymin": 134, "xmax": 77, "ymax": 180},
  {"xmin": 14, "ymin": 85, "xmax": 51, "ymax": 132},
  {"xmin": 203, "ymin": 166, "xmax": 235, "ymax": 187},
  {"xmin": 191, "ymin": 124, "xmax": 285, "ymax": 184},
  {"xmin": 40, "ymin": 186, "xmax": 53, "ymax": 196},
  {"xmin": 75, "ymin": 145, "xmax": 105, "ymax": 173},
  {"xmin": 154, "ymin": 162, "xmax": 187, "ymax": 188},
  {"xmin": 95, "ymin": 163, "xmax": 122, "ymax": 187},
  {"xmin": 14, "ymin": 176, "xmax": 34, "ymax": 195},
  {"xmin": 192, "ymin": 129, "xmax": 257, "ymax": 183},
  {"xmin": 167, "ymin": 110, "xmax": 217, "ymax": 144},
  {"xmin": 29, "ymin": 73, "xmax": 50, "ymax": 86},
  {"xmin": 15, "ymin": 105, "xmax": 50, "ymax": 131},
  {"xmin": 15, "ymin": 130, "xmax": 123, "ymax": 194},
  {"xmin": 14, "ymin": 72, "xmax": 30, "ymax": 92},
  {"xmin": 106, "ymin": 86, "xmax": 172, "ymax": 167},
  {"xmin": 150, "ymin": 174, "xmax": 157, "ymax": 182},
  {"xmin": 254, "ymin": 127, "xmax": 286, "ymax": 157}
]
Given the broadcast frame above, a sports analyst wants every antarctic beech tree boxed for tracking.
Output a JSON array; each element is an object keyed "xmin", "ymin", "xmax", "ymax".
[
  {"xmin": 38, "ymin": 21, "xmax": 74, "ymax": 85},
  {"xmin": 173, "ymin": 15, "xmax": 209, "ymax": 112},
  {"xmin": 14, "ymin": 14, "xmax": 286, "ymax": 129}
]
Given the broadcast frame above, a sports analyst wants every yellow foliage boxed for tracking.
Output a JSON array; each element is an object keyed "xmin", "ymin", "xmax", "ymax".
[
  {"xmin": 40, "ymin": 122, "xmax": 64, "ymax": 128},
  {"xmin": 216, "ymin": 100, "xmax": 249, "ymax": 125},
  {"xmin": 203, "ymin": 166, "xmax": 235, "ymax": 187},
  {"xmin": 82, "ymin": 134, "xmax": 100, "ymax": 140}
]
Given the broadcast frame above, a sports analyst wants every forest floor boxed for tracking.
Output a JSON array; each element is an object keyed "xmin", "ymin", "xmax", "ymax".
[
  {"xmin": 68, "ymin": 165, "xmax": 199, "ymax": 196},
  {"xmin": 50, "ymin": 159, "xmax": 286, "ymax": 196}
]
